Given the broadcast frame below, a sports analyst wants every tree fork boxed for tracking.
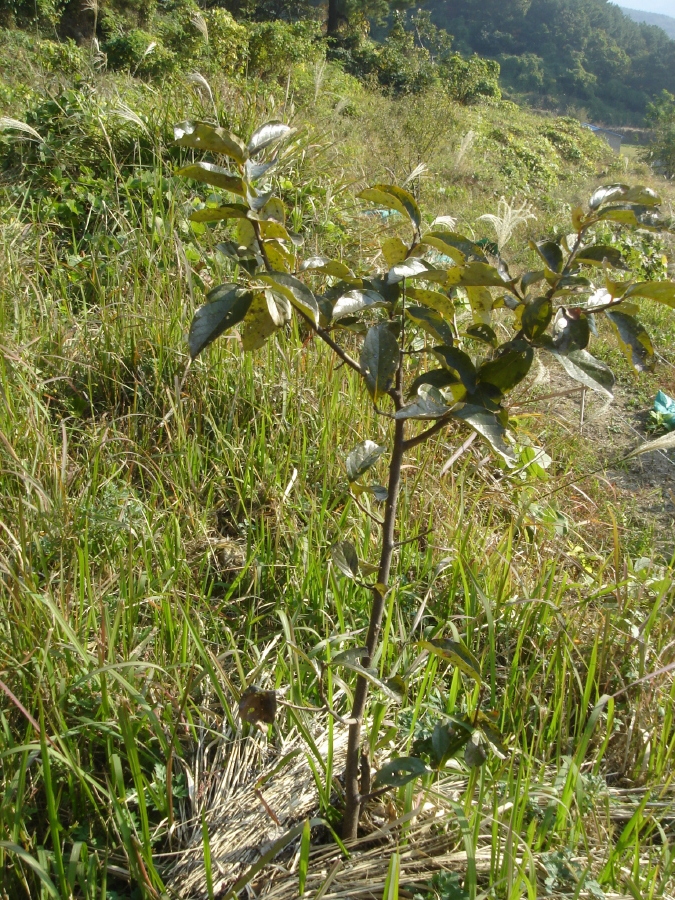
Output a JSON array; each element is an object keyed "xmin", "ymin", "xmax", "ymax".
[{"xmin": 341, "ymin": 416, "xmax": 406, "ymax": 841}]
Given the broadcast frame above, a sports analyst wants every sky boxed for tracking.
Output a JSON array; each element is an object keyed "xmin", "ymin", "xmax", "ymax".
[{"xmin": 616, "ymin": 0, "xmax": 675, "ymax": 14}]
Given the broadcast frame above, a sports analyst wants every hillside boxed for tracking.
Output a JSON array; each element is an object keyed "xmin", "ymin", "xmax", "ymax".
[
  {"xmin": 3, "ymin": 9, "xmax": 675, "ymax": 900},
  {"xmin": 428, "ymin": 0, "xmax": 675, "ymax": 123},
  {"xmin": 620, "ymin": 5, "xmax": 675, "ymax": 39}
]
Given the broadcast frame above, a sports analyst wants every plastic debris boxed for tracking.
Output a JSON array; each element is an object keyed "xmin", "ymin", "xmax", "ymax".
[{"xmin": 652, "ymin": 390, "xmax": 675, "ymax": 431}]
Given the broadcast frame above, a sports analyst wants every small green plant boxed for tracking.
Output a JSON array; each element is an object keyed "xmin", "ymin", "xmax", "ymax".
[{"xmin": 175, "ymin": 119, "xmax": 675, "ymax": 839}]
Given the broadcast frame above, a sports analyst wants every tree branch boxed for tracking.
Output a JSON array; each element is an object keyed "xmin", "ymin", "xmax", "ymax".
[{"xmin": 401, "ymin": 411, "xmax": 454, "ymax": 452}]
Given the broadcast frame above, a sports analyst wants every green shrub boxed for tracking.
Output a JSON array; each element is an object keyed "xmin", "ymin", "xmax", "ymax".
[
  {"xmin": 103, "ymin": 28, "xmax": 176, "ymax": 76},
  {"xmin": 440, "ymin": 53, "xmax": 501, "ymax": 105},
  {"xmin": 248, "ymin": 19, "xmax": 322, "ymax": 79},
  {"xmin": 34, "ymin": 37, "xmax": 85, "ymax": 73}
]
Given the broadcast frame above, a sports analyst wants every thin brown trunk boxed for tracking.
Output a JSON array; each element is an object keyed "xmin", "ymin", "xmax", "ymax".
[{"xmin": 341, "ymin": 416, "xmax": 405, "ymax": 841}]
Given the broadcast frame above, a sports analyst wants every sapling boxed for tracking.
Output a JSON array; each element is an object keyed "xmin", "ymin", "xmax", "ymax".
[{"xmin": 175, "ymin": 119, "xmax": 675, "ymax": 839}]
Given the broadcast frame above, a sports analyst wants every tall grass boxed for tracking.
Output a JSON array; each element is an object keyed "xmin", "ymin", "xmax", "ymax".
[{"xmin": 0, "ymin": 58, "xmax": 674, "ymax": 899}]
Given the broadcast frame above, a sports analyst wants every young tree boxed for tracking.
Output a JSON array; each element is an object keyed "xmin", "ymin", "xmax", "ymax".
[{"xmin": 175, "ymin": 119, "xmax": 675, "ymax": 839}]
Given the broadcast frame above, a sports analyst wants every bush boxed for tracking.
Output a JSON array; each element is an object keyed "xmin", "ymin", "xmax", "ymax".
[
  {"xmin": 643, "ymin": 90, "xmax": 675, "ymax": 177},
  {"xmin": 440, "ymin": 53, "xmax": 501, "ymax": 105},
  {"xmin": 247, "ymin": 19, "xmax": 322, "ymax": 79},
  {"xmin": 103, "ymin": 28, "xmax": 176, "ymax": 76}
]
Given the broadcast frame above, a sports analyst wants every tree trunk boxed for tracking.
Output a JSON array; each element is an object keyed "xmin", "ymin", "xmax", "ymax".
[
  {"xmin": 327, "ymin": 0, "xmax": 341, "ymax": 37},
  {"xmin": 341, "ymin": 417, "xmax": 406, "ymax": 841}
]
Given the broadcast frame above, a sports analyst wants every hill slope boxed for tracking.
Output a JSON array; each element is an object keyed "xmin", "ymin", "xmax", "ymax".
[{"xmin": 620, "ymin": 6, "xmax": 675, "ymax": 39}]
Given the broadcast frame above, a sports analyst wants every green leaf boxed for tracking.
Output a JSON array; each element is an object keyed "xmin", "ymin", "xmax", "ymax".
[
  {"xmin": 301, "ymin": 257, "xmax": 355, "ymax": 280},
  {"xmin": 333, "ymin": 289, "xmax": 387, "ymax": 321},
  {"xmin": 406, "ymin": 286, "xmax": 454, "ymax": 317},
  {"xmin": 406, "ymin": 306, "xmax": 454, "ymax": 345},
  {"xmin": 331, "ymin": 541, "xmax": 359, "ymax": 579},
  {"xmin": 605, "ymin": 309, "xmax": 654, "ymax": 372},
  {"xmin": 421, "ymin": 231, "xmax": 487, "ymax": 263},
  {"xmin": 174, "ymin": 121, "xmax": 247, "ymax": 164},
  {"xmin": 590, "ymin": 183, "xmax": 660, "ymax": 209},
  {"xmin": 395, "ymin": 384, "xmax": 452, "ymax": 420},
  {"xmin": 465, "ymin": 286, "xmax": 495, "ymax": 325},
  {"xmin": 431, "ymin": 720, "xmax": 473, "ymax": 767},
  {"xmin": 359, "ymin": 184, "xmax": 421, "ymax": 234},
  {"xmin": 464, "ymin": 739, "xmax": 487, "ymax": 768},
  {"xmin": 623, "ymin": 281, "xmax": 675, "ymax": 307},
  {"xmin": 521, "ymin": 270, "xmax": 546, "ymax": 291},
  {"xmin": 447, "ymin": 262, "xmax": 510, "ymax": 288},
  {"xmin": 419, "ymin": 638, "xmax": 482, "ymax": 682},
  {"xmin": 258, "ymin": 220, "xmax": 290, "ymax": 241},
  {"xmin": 360, "ymin": 323, "xmax": 399, "ymax": 402},
  {"xmin": 372, "ymin": 756, "xmax": 428, "ymax": 790},
  {"xmin": 241, "ymin": 291, "xmax": 289, "ymax": 351},
  {"xmin": 189, "ymin": 284, "xmax": 253, "ymax": 358},
  {"xmin": 432, "ymin": 346, "xmax": 476, "ymax": 391},
  {"xmin": 464, "ymin": 323, "xmax": 498, "ymax": 347},
  {"xmin": 382, "ymin": 236, "xmax": 408, "ymax": 267},
  {"xmin": 247, "ymin": 121, "xmax": 292, "ymax": 156},
  {"xmin": 365, "ymin": 484, "xmax": 388, "ymax": 502},
  {"xmin": 452, "ymin": 404, "xmax": 515, "ymax": 464},
  {"xmin": 259, "ymin": 273, "xmax": 319, "ymax": 326},
  {"xmin": 407, "ymin": 368, "xmax": 459, "ymax": 399},
  {"xmin": 550, "ymin": 348, "xmax": 615, "ymax": 397},
  {"xmin": 478, "ymin": 344, "xmax": 533, "ymax": 393},
  {"xmin": 596, "ymin": 205, "xmax": 652, "ymax": 227},
  {"xmin": 388, "ymin": 258, "xmax": 430, "ymax": 282},
  {"xmin": 189, "ymin": 204, "xmax": 250, "ymax": 223},
  {"xmin": 522, "ymin": 297, "xmax": 553, "ymax": 341},
  {"xmin": 177, "ymin": 162, "xmax": 245, "ymax": 196},
  {"xmin": 552, "ymin": 310, "xmax": 590, "ymax": 352},
  {"xmin": 532, "ymin": 240, "xmax": 563, "ymax": 274},
  {"xmin": 346, "ymin": 440, "xmax": 386, "ymax": 482},
  {"xmin": 575, "ymin": 245, "xmax": 627, "ymax": 269}
]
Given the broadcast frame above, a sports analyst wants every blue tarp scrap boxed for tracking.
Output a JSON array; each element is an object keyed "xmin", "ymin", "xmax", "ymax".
[{"xmin": 653, "ymin": 390, "xmax": 675, "ymax": 431}]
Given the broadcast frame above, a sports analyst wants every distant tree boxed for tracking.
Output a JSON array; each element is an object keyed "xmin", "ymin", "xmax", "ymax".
[{"xmin": 644, "ymin": 90, "xmax": 675, "ymax": 176}]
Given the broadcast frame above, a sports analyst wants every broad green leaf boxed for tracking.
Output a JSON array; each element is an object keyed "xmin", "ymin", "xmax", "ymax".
[
  {"xmin": 596, "ymin": 205, "xmax": 646, "ymax": 227},
  {"xmin": 372, "ymin": 756, "xmax": 428, "ymax": 789},
  {"xmin": 301, "ymin": 257, "xmax": 355, "ymax": 280},
  {"xmin": 605, "ymin": 309, "xmax": 654, "ymax": 372},
  {"xmin": 464, "ymin": 323, "xmax": 498, "ymax": 347},
  {"xmin": 388, "ymin": 258, "xmax": 429, "ymax": 282},
  {"xmin": 419, "ymin": 638, "xmax": 482, "ymax": 682},
  {"xmin": 247, "ymin": 121, "xmax": 292, "ymax": 156},
  {"xmin": 407, "ymin": 368, "xmax": 460, "ymax": 399},
  {"xmin": 190, "ymin": 204, "xmax": 249, "ymax": 223},
  {"xmin": 552, "ymin": 310, "xmax": 590, "ymax": 352},
  {"xmin": 432, "ymin": 346, "xmax": 476, "ymax": 391},
  {"xmin": 258, "ymin": 219, "xmax": 290, "ymax": 241},
  {"xmin": 421, "ymin": 231, "xmax": 487, "ymax": 263},
  {"xmin": 452, "ymin": 404, "xmax": 515, "ymax": 464},
  {"xmin": 575, "ymin": 244, "xmax": 627, "ymax": 269},
  {"xmin": 358, "ymin": 187, "xmax": 408, "ymax": 220},
  {"xmin": 189, "ymin": 284, "xmax": 253, "ymax": 358},
  {"xmin": 623, "ymin": 281, "xmax": 675, "ymax": 307},
  {"xmin": 241, "ymin": 291, "xmax": 289, "ymax": 351},
  {"xmin": 464, "ymin": 739, "xmax": 487, "ymax": 768},
  {"xmin": 589, "ymin": 183, "xmax": 629, "ymax": 210},
  {"xmin": 333, "ymin": 289, "xmax": 387, "ymax": 321},
  {"xmin": 466, "ymin": 286, "xmax": 494, "ymax": 325},
  {"xmin": 346, "ymin": 440, "xmax": 386, "ymax": 482},
  {"xmin": 360, "ymin": 323, "xmax": 399, "ymax": 401},
  {"xmin": 478, "ymin": 344, "xmax": 533, "ymax": 393},
  {"xmin": 259, "ymin": 273, "xmax": 319, "ymax": 326},
  {"xmin": 177, "ymin": 162, "xmax": 245, "ymax": 196},
  {"xmin": 550, "ymin": 348, "xmax": 615, "ymax": 397},
  {"xmin": 447, "ymin": 262, "xmax": 510, "ymax": 288},
  {"xmin": 521, "ymin": 270, "xmax": 546, "ymax": 291},
  {"xmin": 237, "ymin": 218, "xmax": 258, "ymax": 249},
  {"xmin": 359, "ymin": 184, "xmax": 421, "ymax": 234},
  {"xmin": 245, "ymin": 159, "xmax": 276, "ymax": 182},
  {"xmin": 174, "ymin": 121, "xmax": 247, "ymax": 163},
  {"xmin": 331, "ymin": 541, "xmax": 359, "ymax": 579},
  {"xmin": 382, "ymin": 236, "xmax": 408, "ymax": 267},
  {"xmin": 522, "ymin": 297, "xmax": 553, "ymax": 340},
  {"xmin": 531, "ymin": 240, "xmax": 563, "ymax": 274},
  {"xmin": 365, "ymin": 484, "xmax": 388, "ymax": 502},
  {"xmin": 263, "ymin": 240, "xmax": 292, "ymax": 273},
  {"xmin": 261, "ymin": 197, "xmax": 285, "ymax": 223},
  {"xmin": 406, "ymin": 286, "xmax": 454, "ymax": 317},
  {"xmin": 406, "ymin": 306, "xmax": 454, "ymax": 345},
  {"xmin": 395, "ymin": 384, "xmax": 452, "ymax": 420}
]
